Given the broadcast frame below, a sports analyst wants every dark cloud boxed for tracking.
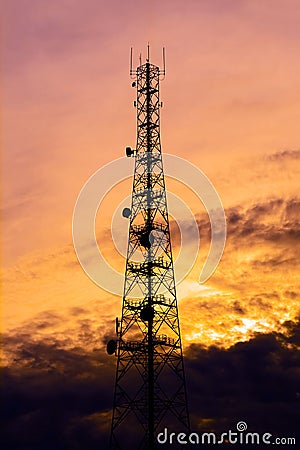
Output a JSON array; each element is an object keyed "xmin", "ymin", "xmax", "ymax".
[
  {"xmin": 285, "ymin": 290, "xmax": 297, "ymax": 299},
  {"xmin": 227, "ymin": 210, "xmax": 243, "ymax": 225},
  {"xmin": 267, "ymin": 149, "xmax": 300, "ymax": 161},
  {"xmin": 69, "ymin": 307, "xmax": 87, "ymax": 316},
  {"xmin": 284, "ymin": 198, "xmax": 300, "ymax": 221},
  {"xmin": 1, "ymin": 338, "xmax": 115, "ymax": 450},
  {"xmin": 185, "ymin": 320, "xmax": 300, "ymax": 447},
  {"xmin": 214, "ymin": 198, "xmax": 300, "ymax": 247},
  {"xmin": 232, "ymin": 301, "xmax": 245, "ymax": 315},
  {"xmin": 2, "ymin": 319, "xmax": 300, "ymax": 449},
  {"xmin": 251, "ymin": 255, "xmax": 296, "ymax": 268},
  {"xmin": 169, "ymin": 197, "xmax": 300, "ymax": 254},
  {"xmin": 27, "ymin": 310, "xmax": 65, "ymax": 330}
]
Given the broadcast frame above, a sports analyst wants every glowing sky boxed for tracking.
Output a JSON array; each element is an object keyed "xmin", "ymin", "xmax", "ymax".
[
  {"xmin": 3, "ymin": 0, "xmax": 299, "ymax": 346},
  {"xmin": 1, "ymin": 0, "xmax": 300, "ymax": 447}
]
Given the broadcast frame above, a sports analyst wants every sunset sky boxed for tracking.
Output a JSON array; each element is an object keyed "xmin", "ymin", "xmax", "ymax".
[{"xmin": 2, "ymin": 1, "xmax": 300, "ymax": 448}]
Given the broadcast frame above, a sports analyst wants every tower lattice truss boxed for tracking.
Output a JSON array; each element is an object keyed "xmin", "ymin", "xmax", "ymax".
[{"xmin": 108, "ymin": 53, "xmax": 190, "ymax": 450}]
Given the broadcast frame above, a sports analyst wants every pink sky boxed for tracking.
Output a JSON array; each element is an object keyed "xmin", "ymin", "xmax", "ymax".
[{"xmin": 2, "ymin": 0, "xmax": 300, "ymax": 349}]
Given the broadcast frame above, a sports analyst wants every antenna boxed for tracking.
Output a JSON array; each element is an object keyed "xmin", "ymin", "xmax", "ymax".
[
  {"xmin": 130, "ymin": 47, "xmax": 133, "ymax": 77},
  {"xmin": 160, "ymin": 47, "xmax": 166, "ymax": 80},
  {"xmin": 130, "ymin": 46, "xmax": 166, "ymax": 80}
]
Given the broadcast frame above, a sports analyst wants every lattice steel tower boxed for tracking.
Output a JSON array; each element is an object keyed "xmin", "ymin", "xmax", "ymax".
[{"xmin": 107, "ymin": 48, "xmax": 190, "ymax": 449}]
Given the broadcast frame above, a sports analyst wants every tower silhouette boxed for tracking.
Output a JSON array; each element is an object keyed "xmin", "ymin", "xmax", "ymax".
[{"xmin": 107, "ymin": 47, "xmax": 190, "ymax": 449}]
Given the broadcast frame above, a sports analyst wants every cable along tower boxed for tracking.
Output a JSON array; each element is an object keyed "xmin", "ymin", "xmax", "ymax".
[{"xmin": 107, "ymin": 48, "xmax": 190, "ymax": 449}]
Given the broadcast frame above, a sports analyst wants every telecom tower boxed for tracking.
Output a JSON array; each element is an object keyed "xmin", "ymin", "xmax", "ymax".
[{"xmin": 107, "ymin": 48, "xmax": 190, "ymax": 449}]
